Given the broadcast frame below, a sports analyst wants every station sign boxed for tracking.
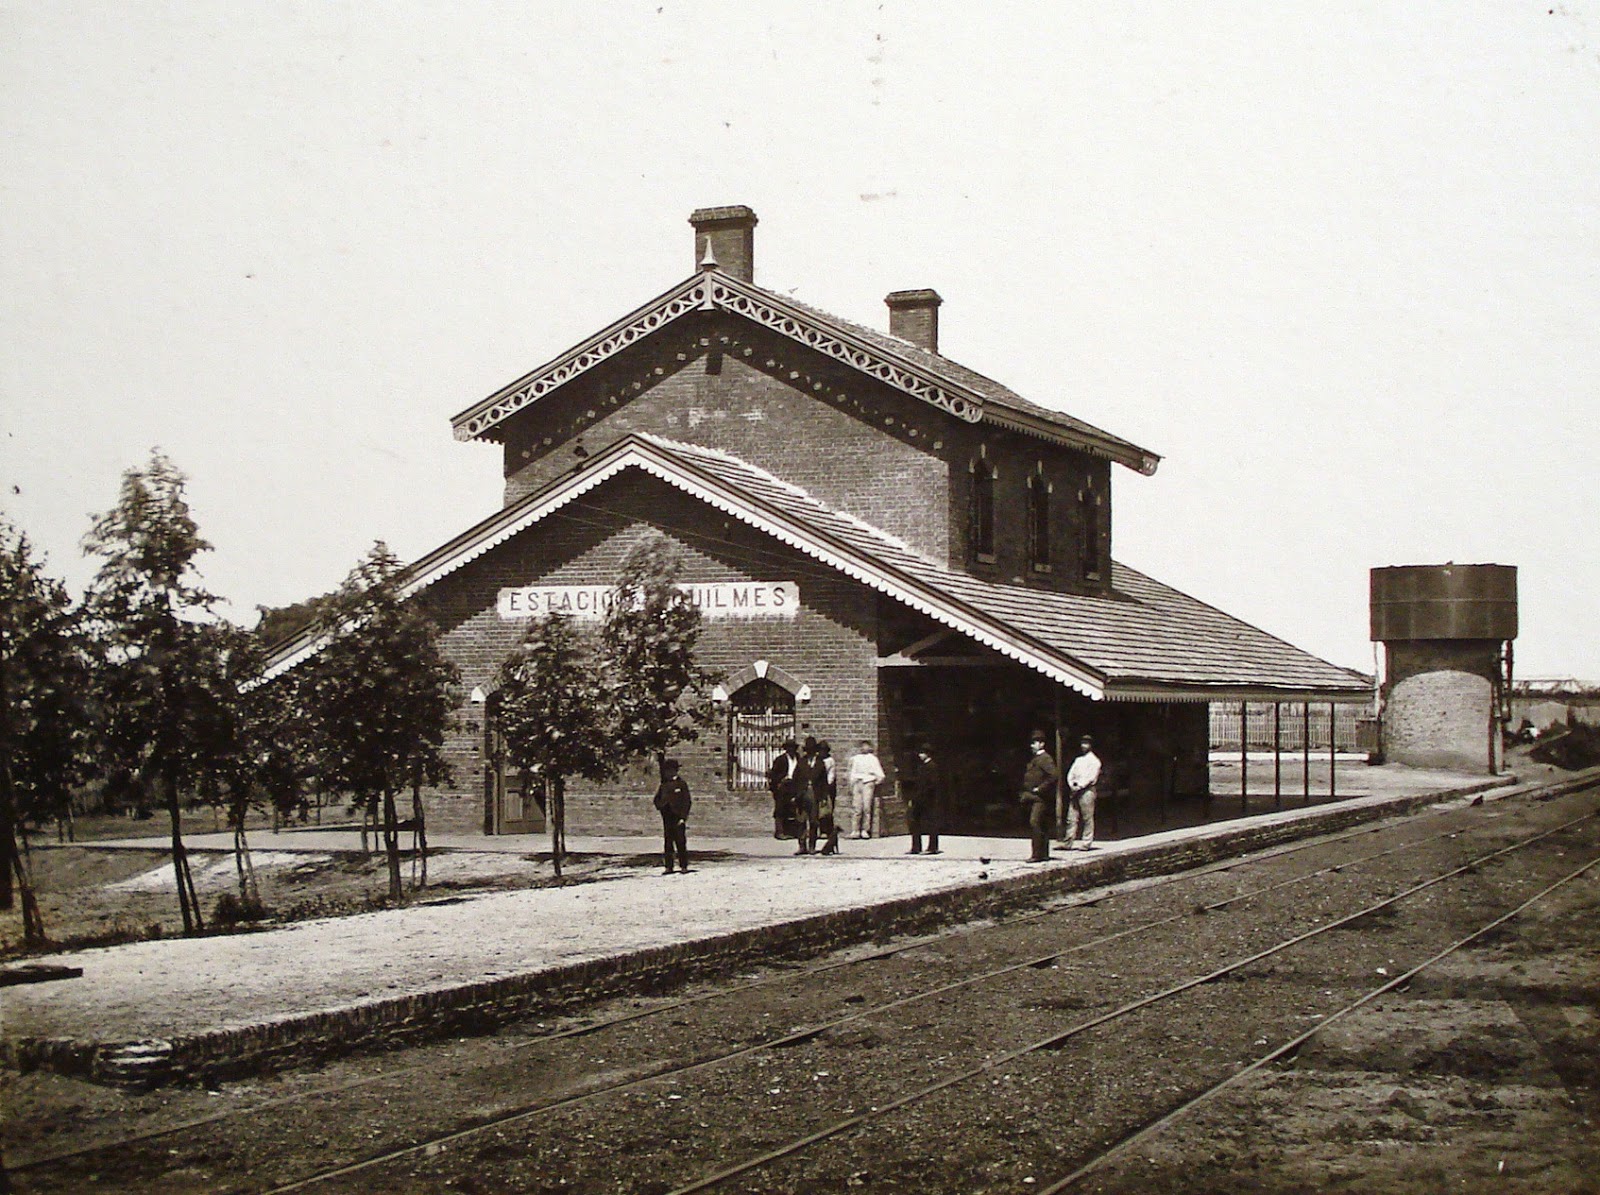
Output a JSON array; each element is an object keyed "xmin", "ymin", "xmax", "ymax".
[{"xmin": 497, "ymin": 581, "xmax": 799, "ymax": 621}]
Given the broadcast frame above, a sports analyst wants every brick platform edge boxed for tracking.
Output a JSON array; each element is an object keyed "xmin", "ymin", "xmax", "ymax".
[{"xmin": 14, "ymin": 770, "xmax": 1597, "ymax": 1089}]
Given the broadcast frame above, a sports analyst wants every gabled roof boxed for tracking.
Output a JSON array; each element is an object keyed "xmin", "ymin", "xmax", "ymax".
[
  {"xmin": 450, "ymin": 269, "xmax": 1161, "ymax": 475},
  {"xmin": 263, "ymin": 434, "xmax": 1365, "ymax": 702}
]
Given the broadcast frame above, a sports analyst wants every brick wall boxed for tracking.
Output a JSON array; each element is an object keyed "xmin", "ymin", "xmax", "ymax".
[
  {"xmin": 493, "ymin": 312, "xmax": 1114, "ymax": 596},
  {"xmin": 498, "ymin": 315, "xmax": 949, "ymax": 560},
  {"xmin": 420, "ymin": 471, "xmax": 884, "ymax": 835},
  {"xmin": 940, "ymin": 421, "xmax": 1113, "ymax": 595},
  {"xmin": 1382, "ymin": 639, "xmax": 1500, "ymax": 772}
]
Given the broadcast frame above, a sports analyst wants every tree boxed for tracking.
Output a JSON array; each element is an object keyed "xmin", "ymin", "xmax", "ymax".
[
  {"xmin": 299, "ymin": 544, "xmax": 457, "ymax": 901},
  {"xmin": 601, "ymin": 533, "xmax": 721, "ymax": 778},
  {"xmin": 0, "ymin": 518, "xmax": 94, "ymax": 944},
  {"xmin": 82, "ymin": 451, "xmax": 227, "ymax": 935},
  {"xmin": 253, "ymin": 591, "xmax": 336, "ymax": 651},
  {"xmin": 496, "ymin": 613, "xmax": 615, "ymax": 878},
  {"xmin": 188, "ymin": 622, "xmax": 281, "ymax": 912}
]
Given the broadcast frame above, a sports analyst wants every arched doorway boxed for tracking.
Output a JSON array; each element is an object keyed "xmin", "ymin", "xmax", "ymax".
[{"xmin": 727, "ymin": 678, "xmax": 797, "ymax": 791}]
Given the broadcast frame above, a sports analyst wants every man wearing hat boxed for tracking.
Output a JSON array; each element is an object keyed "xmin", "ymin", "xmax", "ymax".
[
  {"xmin": 767, "ymin": 738, "xmax": 802, "ymax": 840},
  {"xmin": 1019, "ymin": 730, "xmax": 1059, "ymax": 863},
  {"xmin": 900, "ymin": 741, "xmax": 944, "ymax": 855},
  {"xmin": 1063, "ymin": 735, "xmax": 1102, "ymax": 851},
  {"xmin": 652, "ymin": 759, "xmax": 693, "ymax": 874}
]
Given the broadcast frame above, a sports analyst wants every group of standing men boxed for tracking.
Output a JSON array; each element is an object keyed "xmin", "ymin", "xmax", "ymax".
[
  {"xmin": 735, "ymin": 728, "xmax": 1104, "ymax": 869},
  {"xmin": 768, "ymin": 736, "xmax": 896, "ymax": 853},
  {"xmin": 1019, "ymin": 730, "xmax": 1101, "ymax": 862}
]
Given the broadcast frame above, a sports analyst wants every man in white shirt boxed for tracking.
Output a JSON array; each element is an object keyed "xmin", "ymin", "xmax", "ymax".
[
  {"xmin": 1064, "ymin": 735, "xmax": 1102, "ymax": 851},
  {"xmin": 846, "ymin": 739, "xmax": 886, "ymax": 839}
]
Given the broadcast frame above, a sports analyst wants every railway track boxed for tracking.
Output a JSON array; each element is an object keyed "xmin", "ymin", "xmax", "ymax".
[
  {"xmin": 9, "ymin": 778, "xmax": 1596, "ymax": 1193},
  {"xmin": 666, "ymin": 815, "xmax": 1600, "ymax": 1194}
]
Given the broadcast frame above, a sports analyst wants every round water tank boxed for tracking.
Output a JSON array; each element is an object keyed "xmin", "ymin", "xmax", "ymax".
[{"xmin": 1370, "ymin": 564, "xmax": 1517, "ymax": 642}]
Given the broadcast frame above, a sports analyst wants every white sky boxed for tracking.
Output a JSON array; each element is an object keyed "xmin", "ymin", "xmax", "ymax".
[{"xmin": 2, "ymin": 2, "xmax": 1596, "ymax": 680}]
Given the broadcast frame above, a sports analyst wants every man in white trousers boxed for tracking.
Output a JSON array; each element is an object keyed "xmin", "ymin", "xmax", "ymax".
[
  {"xmin": 846, "ymin": 739, "xmax": 885, "ymax": 839},
  {"xmin": 1063, "ymin": 735, "xmax": 1102, "ymax": 851}
]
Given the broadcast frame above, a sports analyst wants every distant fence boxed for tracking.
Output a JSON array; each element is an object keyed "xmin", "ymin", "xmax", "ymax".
[
  {"xmin": 1509, "ymin": 697, "xmax": 1600, "ymax": 730},
  {"xmin": 1209, "ymin": 701, "xmax": 1373, "ymax": 754}
]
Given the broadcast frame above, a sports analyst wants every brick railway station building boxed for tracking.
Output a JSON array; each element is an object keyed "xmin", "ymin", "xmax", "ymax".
[{"xmin": 267, "ymin": 206, "xmax": 1370, "ymax": 837}]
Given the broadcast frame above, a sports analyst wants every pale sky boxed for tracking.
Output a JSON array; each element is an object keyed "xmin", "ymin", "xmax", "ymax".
[{"xmin": 2, "ymin": 2, "xmax": 1596, "ymax": 680}]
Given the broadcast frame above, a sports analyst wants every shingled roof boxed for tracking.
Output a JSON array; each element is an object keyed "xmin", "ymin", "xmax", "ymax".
[
  {"xmin": 449, "ymin": 269, "xmax": 1160, "ymax": 475},
  {"xmin": 643, "ymin": 435, "xmax": 1367, "ymax": 700},
  {"xmin": 264, "ymin": 434, "xmax": 1365, "ymax": 702}
]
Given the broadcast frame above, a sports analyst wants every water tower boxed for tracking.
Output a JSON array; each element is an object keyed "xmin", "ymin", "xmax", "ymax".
[{"xmin": 1370, "ymin": 564, "xmax": 1517, "ymax": 773}]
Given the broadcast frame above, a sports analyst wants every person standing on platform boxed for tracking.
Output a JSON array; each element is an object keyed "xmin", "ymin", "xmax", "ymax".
[
  {"xmin": 653, "ymin": 759, "xmax": 692, "ymax": 875},
  {"xmin": 902, "ymin": 744, "xmax": 944, "ymax": 855},
  {"xmin": 847, "ymin": 739, "xmax": 885, "ymax": 839},
  {"xmin": 768, "ymin": 738, "xmax": 801, "ymax": 840},
  {"xmin": 1064, "ymin": 735, "xmax": 1101, "ymax": 851},
  {"xmin": 1019, "ymin": 730, "xmax": 1059, "ymax": 863},
  {"xmin": 793, "ymin": 736, "xmax": 821, "ymax": 855},
  {"xmin": 814, "ymin": 740, "xmax": 840, "ymax": 854}
]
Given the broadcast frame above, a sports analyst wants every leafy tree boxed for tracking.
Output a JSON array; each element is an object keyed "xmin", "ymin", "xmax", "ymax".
[
  {"xmin": 299, "ymin": 544, "xmax": 457, "ymax": 901},
  {"xmin": 82, "ymin": 451, "xmax": 227, "ymax": 934},
  {"xmin": 496, "ymin": 613, "xmax": 615, "ymax": 878},
  {"xmin": 187, "ymin": 623, "xmax": 282, "ymax": 911},
  {"xmin": 0, "ymin": 518, "xmax": 95, "ymax": 944},
  {"xmin": 253, "ymin": 591, "xmax": 336, "ymax": 651},
  {"xmin": 601, "ymin": 533, "xmax": 721, "ymax": 779}
]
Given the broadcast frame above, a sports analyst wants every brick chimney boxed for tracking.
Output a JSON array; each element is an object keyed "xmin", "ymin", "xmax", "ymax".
[
  {"xmin": 885, "ymin": 289, "xmax": 942, "ymax": 354},
  {"xmin": 689, "ymin": 205, "xmax": 757, "ymax": 282}
]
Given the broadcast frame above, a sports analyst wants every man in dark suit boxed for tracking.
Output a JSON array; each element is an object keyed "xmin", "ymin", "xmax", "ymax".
[
  {"xmin": 792, "ymin": 736, "xmax": 821, "ymax": 854},
  {"xmin": 767, "ymin": 738, "xmax": 801, "ymax": 840},
  {"xmin": 653, "ymin": 759, "xmax": 692, "ymax": 874},
  {"xmin": 1019, "ymin": 730, "xmax": 1059, "ymax": 862},
  {"xmin": 901, "ymin": 743, "xmax": 944, "ymax": 855}
]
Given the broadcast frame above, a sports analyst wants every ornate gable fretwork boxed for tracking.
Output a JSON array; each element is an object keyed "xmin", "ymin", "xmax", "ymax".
[
  {"xmin": 454, "ymin": 277, "xmax": 713, "ymax": 441},
  {"xmin": 453, "ymin": 272, "xmax": 990, "ymax": 442},
  {"xmin": 704, "ymin": 278, "xmax": 983, "ymax": 424}
]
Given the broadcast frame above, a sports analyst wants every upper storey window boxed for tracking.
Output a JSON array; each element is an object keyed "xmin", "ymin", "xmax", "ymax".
[
  {"xmin": 1027, "ymin": 470, "xmax": 1052, "ymax": 573},
  {"xmin": 970, "ymin": 454, "xmax": 996, "ymax": 562},
  {"xmin": 1078, "ymin": 480, "xmax": 1103, "ymax": 582}
]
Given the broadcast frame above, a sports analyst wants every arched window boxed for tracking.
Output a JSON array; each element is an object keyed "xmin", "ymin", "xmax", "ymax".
[
  {"xmin": 1078, "ymin": 481, "xmax": 1103, "ymax": 581},
  {"xmin": 1027, "ymin": 470, "xmax": 1052, "ymax": 572},
  {"xmin": 727, "ymin": 679, "xmax": 797, "ymax": 790},
  {"xmin": 969, "ymin": 454, "xmax": 996, "ymax": 562}
]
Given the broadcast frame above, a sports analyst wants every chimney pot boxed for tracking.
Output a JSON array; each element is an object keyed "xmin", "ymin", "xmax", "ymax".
[
  {"xmin": 689, "ymin": 205, "xmax": 758, "ymax": 282},
  {"xmin": 885, "ymin": 288, "xmax": 943, "ymax": 354}
]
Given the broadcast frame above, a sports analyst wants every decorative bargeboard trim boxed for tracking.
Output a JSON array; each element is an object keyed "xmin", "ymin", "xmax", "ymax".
[{"xmin": 453, "ymin": 273, "xmax": 988, "ymax": 442}]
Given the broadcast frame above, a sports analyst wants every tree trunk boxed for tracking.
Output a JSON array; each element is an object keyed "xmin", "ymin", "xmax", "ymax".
[
  {"xmin": 13, "ymin": 833, "xmax": 45, "ymax": 946},
  {"xmin": 166, "ymin": 768, "xmax": 202, "ymax": 934},
  {"xmin": 232, "ymin": 818, "xmax": 259, "ymax": 905},
  {"xmin": 551, "ymin": 774, "xmax": 565, "ymax": 880},
  {"xmin": 0, "ymin": 802, "xmax": 13, "ymax": 912},
  {"xmin": 0, "ymin": 759, "xmax": 45, "ymax": 941},
  {"xmin": 410, "ymin": 764, "xmax": 428, "ymax": 890},
  {"xmin": 381, "ymin": 785, "xmax": 403, "ymax": 902}
]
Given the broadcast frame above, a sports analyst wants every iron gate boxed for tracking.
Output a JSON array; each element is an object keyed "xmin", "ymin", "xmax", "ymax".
[{"xmin": 727, "ymin": 678, "xmax": 796, "ymax": 790}]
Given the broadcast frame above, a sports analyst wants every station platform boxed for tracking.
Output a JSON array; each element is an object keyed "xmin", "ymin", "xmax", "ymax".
[{"xmin": 4, "ymin": 767, "xmax": 1575, "ymax": 1088}]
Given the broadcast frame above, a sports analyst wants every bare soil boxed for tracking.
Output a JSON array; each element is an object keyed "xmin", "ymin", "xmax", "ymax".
[
  {"xmin": 5, "ymin": 784, "xmax": 1594, "ymax": 1194},
  {"xmin": 1, "ymin": 820, "xmax": 589, "ymax": 959}
]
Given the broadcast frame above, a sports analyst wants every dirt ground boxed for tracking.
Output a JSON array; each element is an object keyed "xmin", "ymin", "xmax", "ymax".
[
  {"xmin": 1, "ymin": 824, "xmax": 594, "ymax": 959},
  {"xmin": 6, "ymin": 781, "xmax": 1594, "ymax": 1194}
]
